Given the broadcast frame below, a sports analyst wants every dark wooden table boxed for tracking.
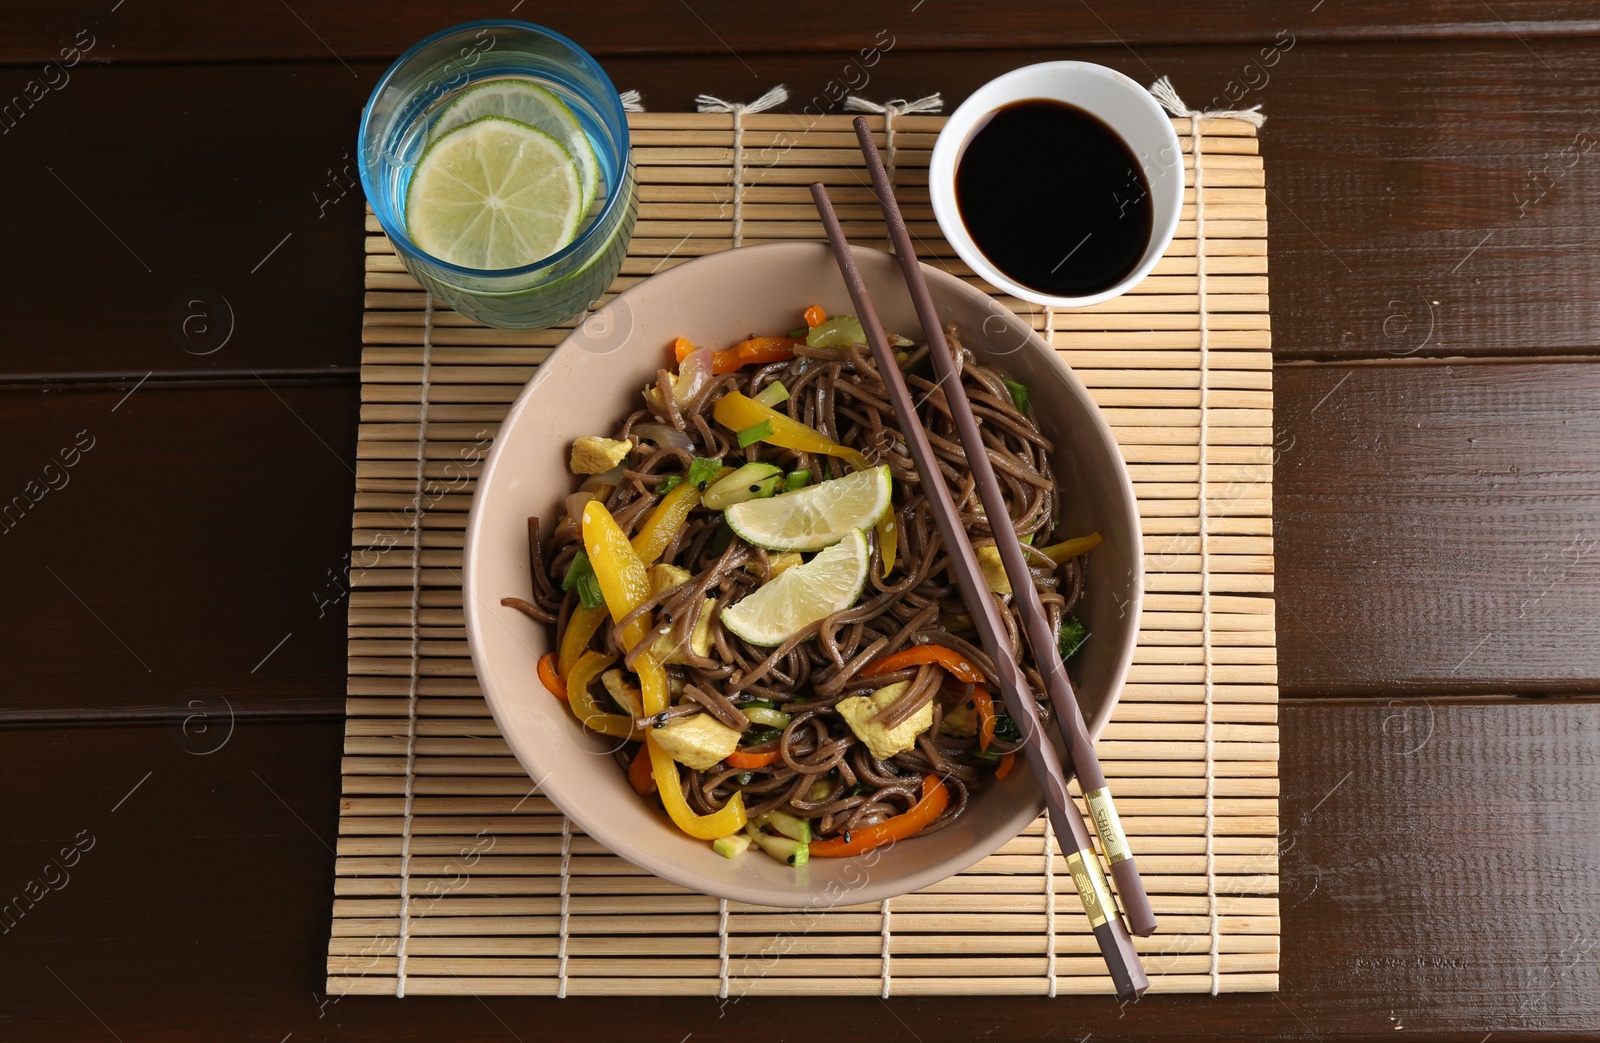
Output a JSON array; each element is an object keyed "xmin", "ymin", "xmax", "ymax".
[{"xmin": 4, "ymin": 3, "xmax": 1598, "ymax": 1039}]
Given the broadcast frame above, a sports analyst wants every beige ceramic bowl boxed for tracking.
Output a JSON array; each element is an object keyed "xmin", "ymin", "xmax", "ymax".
[{"xmin": 463, "ymin": 242, "xmax": 1143, "ymax": 908}]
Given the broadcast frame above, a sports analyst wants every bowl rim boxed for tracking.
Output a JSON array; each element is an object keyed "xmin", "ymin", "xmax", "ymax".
[
  {"xmin": 462, "ymin": 241, "xmax": 1144, "ymax": 906},
  {"xmin": 928, "ymin": 60, "xmax": 1184, "ymax": 309}
]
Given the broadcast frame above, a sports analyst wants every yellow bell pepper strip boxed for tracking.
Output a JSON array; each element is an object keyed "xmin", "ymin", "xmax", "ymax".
[
  {"xmin": 565, "ymin": 650, "xmax": 640, "ymax": 740},
  {"xmin": 630, "ymin": 481, "xmax": 701, "ymax": 565},
  {"xmin": 810, "ymin": 774, "xmax": 948, "ymax": 856},
  {"xmin": 537, "ymin": 653, "xmax": 568, "ymax": 701},
  {"xmin": 639, "ymin": 651, "xmax": 671, "ymax": 716},
  {"xmin": 712, "ymin": 391, "xmax": 874, "ymax": 473},
  {"xmin": 1039, "ymin": 531, "xmax": 1103, "ymax": 566},
  {"xmin": 862, "ymin": 645, "xmax": 987, "ymax": 685},
  {"xmin": 557, "ymin": 603, "xmax": 609, "ymax": 678},
  {"xmin": 876, "ymin": 511, "xmax": 898, "ymax": 579},
  {"xmin": 637, "ymin": 653, "xmax": 748, "ymax": 839},
  {"xmin": 581, "ymin": 500, "xmax": 654, "ymax": 654}
]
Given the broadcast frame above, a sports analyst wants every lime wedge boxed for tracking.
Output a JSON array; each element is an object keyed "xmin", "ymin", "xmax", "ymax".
[
  {"xmin": 721, "ymin": 529, "xmax": 870, "ymax": 647},
  {"xmin": 431, "ymin": 79, "xmax": 601, "ymax": 212},
  {"xmin": 405, "ymin": 116, "xmax": 584, "ymax": 271},
  {"xmin": 724, "ymin": 465, "xmax": 892, "ymax": 552}
]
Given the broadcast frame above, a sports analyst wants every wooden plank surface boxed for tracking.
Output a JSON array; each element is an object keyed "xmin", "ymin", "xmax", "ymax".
[
  {"xmin": 6, "ymin": 358, "xmax": 1597, "ymax": 720},
  {"xmin": 0, "ymin": 382, "xmax": 355, "ymax": 721},
  {"xmin": 2, "ymin": 0, "xmax": 1598, "ymax": 1036},
  {"xmin": 2, "ymin": 703, "xmax": 1594, "ymax": 1039},
  {"xmin": 1, "ymin": 1, "xmax": 1594, "ymax": 64},
  {"xmin": 0, "ymin": 61, "xmax": 372, "ymax": 378},
  {"xmin": 1274, "ymin": 359, "xmax": 1600, "ymax": 695},
  {"xmin": 6, "ymin": 40, "xmax": 1600, "ymax": 377}
]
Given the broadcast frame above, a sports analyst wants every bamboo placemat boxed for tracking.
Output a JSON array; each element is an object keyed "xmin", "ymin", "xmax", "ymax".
[{"xmin": 329, "ymin": 109, "xmax": 1278, "ymax": 998}]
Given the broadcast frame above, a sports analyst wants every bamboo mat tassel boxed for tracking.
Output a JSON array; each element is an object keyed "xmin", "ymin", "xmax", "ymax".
[
  {"xmin": 843, "ymin": 93, "xmax": 942, "ymax": 186},
  {"xmin": 557, "ymin": 818, "xmax": 573, "ymax": 997},
  {"xmin": 717, "ymin": 898, "xmax": 731, "ymax": 998},
  {"xmin": 1149, "ymin": 75, "xmax": 1264, "ymax": 998},
  {"xmin": 1149, "ymin": 77, "xmax": 1267, "ymax": 129},
  {"xmin": 695, "ymin": 86, "xmax": 789, "ymax": 246},
  {"xmin": 619, "ymin": 89, "xmax": 644, "ymax": 113},
  {"xmin": 879, "ymin": 898, "xmax": 894, "ymax": 999}
]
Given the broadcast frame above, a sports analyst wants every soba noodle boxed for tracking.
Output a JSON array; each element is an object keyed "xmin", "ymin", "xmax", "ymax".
[{"xmin": 508, "ymin": 321, "xmax": 1092, "ymax": 854}]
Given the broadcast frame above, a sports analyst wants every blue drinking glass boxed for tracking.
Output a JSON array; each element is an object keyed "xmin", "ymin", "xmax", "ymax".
[{"xmin": 359, "ymin": 20, "xmax": 636, "ymax": 329}]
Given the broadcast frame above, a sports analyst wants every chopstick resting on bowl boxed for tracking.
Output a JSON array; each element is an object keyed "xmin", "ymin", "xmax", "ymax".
[
  {"xmin": 809, "ymin": 182, "xmax": 1149, "ymax": 1002},
  {"xmin": 851, "ymin": 116, "xmax": 1159, "ymax": 940}
]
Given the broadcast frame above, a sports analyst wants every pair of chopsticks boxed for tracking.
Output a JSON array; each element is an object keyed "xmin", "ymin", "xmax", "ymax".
[
  {"xmin": 805, "ymin": 117, "xmax": 1154, "ymax": 1000},
  {"xmin": 847, "ymin": 119, "xmax": 1158, "ymax": 940}
]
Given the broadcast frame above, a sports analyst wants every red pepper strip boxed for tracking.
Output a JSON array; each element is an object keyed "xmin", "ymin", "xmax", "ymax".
[
  {"xmin": 732, "ymin": 336, "xmax": 797, "ymax": 367},
  {"xmin": 537, "ymin": 652, "xmax": 567, "ymax": 701},
  {"xmin": 803, "ymin": 304, "xmax": 827, "ymax": 328},
  {"xmin": 862, "ymin": 645, "xmax": 986, "ymax": 685},
  {"xmin": 674, "ymin": 336, "xmax": 742, "ymax": 374},
  {"xmin": 702, "ymin": 349, "xmax": 737, "ymax": 374},
  {"xmin": 725, "ymin": 749, "xmax": 781, "ymax": 770},
  {"xmin": 995, "ymin": 753, "xmax": 1016, "ymax": 780},
  {"xmin": 628, "ymin": 743, "xmax": 657, "ymax": 795},
  {"xmin": 679, "ymin": 335, "xmax": 799, "ymax": 374},
  {"xmin": 810, "ymin": 775, "xmax": 949, "ymax": 857},
  {"xmin": 972, "ymin": 684, "xmax": 996, "ymax": 753}
]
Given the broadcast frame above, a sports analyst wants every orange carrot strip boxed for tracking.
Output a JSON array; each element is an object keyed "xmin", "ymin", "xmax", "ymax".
[
  {"xmin": 628, "ymin": 743, "xmax": 657, "ymax": 795},
  {"xmin": 681, "ymin": 335, "xmax": 796, "ymax": 374},
  {"xmin": 862, "ymin": 645, "xmax": 986, "ymax": 685},
  {"xmin": 803, "ymin": 304, "xmax": 827, "ymax": 328},
  {"xmin": 995, "ymin": 753, "xmax": 1016, "ymax": 780},
  {"xmin": 810, "ymin": 775, "xmax": 948, "ymax": 857},
  {"xmin": 537, "ymin": 652, "xmax": 567, "ymax": 701},
  {"xmin": 972, "ymin": 684, "xmax": 997, "ymax": 753},
  {"xmin": 732, "ymin": 336, "xmax": 797, "ymax": 366},
  {"xmin": 725, "ymin": 749, "xmax": 781, "ymax": 770}
]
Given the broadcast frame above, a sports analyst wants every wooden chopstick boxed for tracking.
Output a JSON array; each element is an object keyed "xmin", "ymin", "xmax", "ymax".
[
  {"xmin": 809, "ymin": 182, "xmax": 1149, "ymax": 1002},
  {"xmin": 849, "ymin": 116, "xmax": 1160, "ymax": 940}
]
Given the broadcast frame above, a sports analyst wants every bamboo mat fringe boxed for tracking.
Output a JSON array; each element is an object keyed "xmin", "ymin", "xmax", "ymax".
[
  {"xmin": 391, "ymin": 288, "xmax": 433, "ymax": 998},
  {"xmin": 329, "ymin": 107, "xmax": 1278, "ymax": 998}
]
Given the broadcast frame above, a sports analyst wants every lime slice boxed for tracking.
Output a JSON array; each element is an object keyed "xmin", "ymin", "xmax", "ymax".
[
  {"xmin": 724, "ymin": 465, "xmax": 892, "ymax": 552},
  {"xmin": 721, "ymin": 529, "xmax": 870, "ymax": 647},
  {"xmin": 431, "ymin": 79, "xmax": 601, "ymax": 212},
  {"xmin": 405, "ymin": 116, "xmax": 584, "ymax": 271}
]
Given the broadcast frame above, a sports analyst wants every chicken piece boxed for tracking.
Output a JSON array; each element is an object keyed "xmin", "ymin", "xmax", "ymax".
[
  {"xmin": 835, "ymin": 681, "xmax": 934, "ymax": 760},
  {"xmin": 569, "ymin": 435, "xmax": 632, "ymax": 475},
  {"xmin": 650, "ymin": 713, "xmax": 741, "ymax": 770}
]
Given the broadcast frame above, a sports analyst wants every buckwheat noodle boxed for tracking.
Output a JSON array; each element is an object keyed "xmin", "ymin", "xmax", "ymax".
[{"xmin": 516, "ymin": 328, "xmax": 1092, "ymax": 840}]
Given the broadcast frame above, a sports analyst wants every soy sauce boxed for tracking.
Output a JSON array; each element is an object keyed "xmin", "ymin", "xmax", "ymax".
[{"xmin": 955, "ymin": 99, "xmax": 1153, "ymax": 297}]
